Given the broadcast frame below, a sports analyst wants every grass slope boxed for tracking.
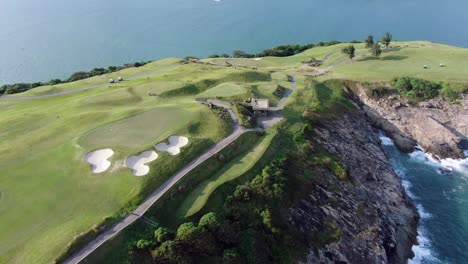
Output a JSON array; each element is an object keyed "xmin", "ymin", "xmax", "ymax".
[
  {"xmin": 8, "ymin": 58, "xmax": 181, "ymax": 97},
  {"xmin": 178, "ymin": 129, "xmax": 277, "ymax": 217},
  {"xmin": 2, "ymin": 40, "xmax": 468, "ymax": 264},
  {"xmin": 331, "ymin": 42, "xmax": 468, "ymax": 81}
]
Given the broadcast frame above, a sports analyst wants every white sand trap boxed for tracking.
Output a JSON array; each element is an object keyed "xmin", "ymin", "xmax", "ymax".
[
  {"xmin": 125, "ymin": 150, "xmax": 158, "ymax": 176},
  {"xmin": 253, "ymin": 58, "xmax": 263, "ymax": 61},
  {"xmin": 155, "ymin": 135, "xmax": 189, "ymax": 155},
  {"xmin": 84, "ymin": 149, "xmax": 114, "ymax": 173}
]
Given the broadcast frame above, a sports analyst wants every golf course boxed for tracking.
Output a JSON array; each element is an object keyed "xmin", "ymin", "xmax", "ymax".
[{"xmin": 1, "ymin": 40, "xmax": 467, "ymax": 264}]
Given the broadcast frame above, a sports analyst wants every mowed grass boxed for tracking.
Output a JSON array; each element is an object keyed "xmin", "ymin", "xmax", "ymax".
[
  {"xmin": 0, "ymin": 58, "xmax": 287, "ymax": 263},
  {"xmin": 178, "ymin": 129, "xmax": 277, "ymax": 218},
  {"xmin": 79, "ymin": 106, "xmax": 195, "ymax": 152},
  {"xmin": 197, "ymin": 82, "xmax": 247, "ymax": 98},
  {"xmin": 3, "ymin": 39, "xmax": 468, "ymax": 264},
  {"xmin": 203, "ymin": 43, "xmax": 354, "ymax": 69},
  {"xmin": 0, "ymin": 63, "xmax": 270, "ymax": 263},
  {"xmin": 7, "ymin": 58, "xmax": 181, "ymax": 97},
  {"xmin": 331, "ymin": 41, "xmax": 468, "ymax": 82}
]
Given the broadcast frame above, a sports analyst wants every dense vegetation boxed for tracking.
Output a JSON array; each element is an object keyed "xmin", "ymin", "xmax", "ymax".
[
  {"xmin": 118, "ymin": 80, "xmax": 353, "ymax": 264},
  {"xmin": 393, "ymin": 76, "xmax": 442, "ymax": 100},
  {"xmin": 0, "ymin": 60, "xmax": 151, "ymax": 95},
  {"xmin": 206, "ymin": 41, "xmax": 341, "ymax": 59}
]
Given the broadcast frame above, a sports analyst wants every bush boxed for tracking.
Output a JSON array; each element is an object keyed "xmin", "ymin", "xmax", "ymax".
[
  {"xmin": 154, "ymin": 227, "xmax": 172, "ymax": 244},
  {"xmin": 393, "ymin": 77, "xmax": 442, "ymax": 100},
  {"xmin": 67, "ymin": 71, "xmax": 90, "ymax": 82}
]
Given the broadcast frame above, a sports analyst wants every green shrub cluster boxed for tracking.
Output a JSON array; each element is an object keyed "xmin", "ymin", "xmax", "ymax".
[
  {"xmin": 129, "ymin": 158, "xmax": 292, "ymax": 264},
  {"xmin": 208, "ymin": 41, "xmax": 341, "ymax": 59},
  {"xmin": 392, "ymin": 76, "xmax": 442, "ymax": 100},
  {"xmin": 233, "ymin": 103, "xmax": 256, "ymax": 128}
]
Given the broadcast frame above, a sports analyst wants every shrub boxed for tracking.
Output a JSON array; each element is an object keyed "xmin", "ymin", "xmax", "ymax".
[
  {"xmin": 154, "ymin": 227, "xmax": 172, "ymax": 244},
  {"xmin": 393, "ymin": 77, "xmax": 442, "ymax": 100}
]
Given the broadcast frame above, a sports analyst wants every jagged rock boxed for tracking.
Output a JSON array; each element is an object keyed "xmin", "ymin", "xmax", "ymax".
[
  {"xmin": 291, "ymin": 112, "xmax": 418, "ymax": 264},
  {"xmin": 352, "ymin": 83, "xmax": 467, "ymax": 159}
]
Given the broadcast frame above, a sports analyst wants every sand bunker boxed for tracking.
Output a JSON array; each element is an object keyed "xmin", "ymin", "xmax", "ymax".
[
  {"xmin": 253, "ymin": 58, "xmax": 263, "ymax": 61},
  {"xmin": 125, "ymin": 151, "xmax": 158, "ymax": 176},
  {"xmin": 84, "ymin": 149, "xmax": 114, "ymax": 173},
  {"xmin": 155, "ymin": 135, "xmax": 189, "ymax": 155}
]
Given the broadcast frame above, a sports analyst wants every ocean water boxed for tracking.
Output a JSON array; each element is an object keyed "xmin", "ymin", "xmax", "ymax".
[
  {"xmin": 1, "ymin": 0, "xmax": 468, "ymax": 84},
  {"xmin": 379, "ymin": 133, "xmax": 468, "ymax": 264}
]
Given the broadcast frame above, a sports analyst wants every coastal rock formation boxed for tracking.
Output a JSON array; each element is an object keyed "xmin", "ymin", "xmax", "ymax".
[
  {"xmin": 288, "ymin": 110, "xmax": 419, "ymax": 264},
  {"xmin": 350, "ymin": 83, "xmax": 467, "ymax": 159}
]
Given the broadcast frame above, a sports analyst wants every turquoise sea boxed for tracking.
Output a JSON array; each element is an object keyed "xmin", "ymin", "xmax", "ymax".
[
  {"xmin": 1, "ymin": 1, "xmax": 468, "ymax": 263},
  {"xmin": 1, "ymin": 0, "xmax": 468, "ymax": 84},
  {"xmin": 379, "ymin": 134, "xmax": 468, "ymax": 264}
]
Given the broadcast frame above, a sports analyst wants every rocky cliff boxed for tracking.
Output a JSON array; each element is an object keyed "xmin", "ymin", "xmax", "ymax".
[
  {"xmin": 349, "ymin": 83, "xmax": 468, "ymax": 159},
  {"xmin": 288, "ymin": 109, "xmax": 419, "ymax": 264}
]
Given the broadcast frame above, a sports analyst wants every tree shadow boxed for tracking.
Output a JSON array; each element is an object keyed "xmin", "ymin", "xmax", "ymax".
[{"xmin": 358, "ymin": 55, "xmax": 408, "ymax": 62}]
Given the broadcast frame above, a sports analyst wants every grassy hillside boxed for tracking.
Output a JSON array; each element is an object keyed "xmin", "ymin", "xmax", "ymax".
[
  {"xmin": 331, "ymin": 42, "xmax": 468, "ymax": 81},
  {"xmin": 1, "ymin": 40, "xmax": 467, "ymax": 264},
  {"xmin": 0, "ymin": 62, "xmax": 284, "ymax": 263}
]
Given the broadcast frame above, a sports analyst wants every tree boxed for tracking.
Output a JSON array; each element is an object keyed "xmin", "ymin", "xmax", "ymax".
[
  {"xmin": 67, "ymin": 71, "xmax": 90, "ymax": 82},
  {"xmin": 48, "ymin": 79, "xmax": 62, "ymax": 85},
  {"xmin": 341, "ymin": 45, "xmax": 356, "ymax": 60},
  {"xmin": 135, "ymin": 239, "xmax": 153, "ymax": 250},
  {"xmin": 233, "ymin": 50, "xmax": 247, "ymax": 58},
  {"xmin": 365, "ymin": 35, "xmax": 374, "ymax": 48},
  {"xmin": 381, "ymin": 32, "xmax": 392, "ymax": 48},
  {"xmin": 223, "ymin": 248, "xmax": 244, "ymax": 264},
  {"xmin": 199, "ymin": 212, "xmax": 220, "ymax": 231},
  {"xmin": 371, "ymin": 43, "xmax": 382, "ymax": 56},
  {"xmin": 220, "ymin": 53, "xmax": 230, "ymax": 58},
  {"xmin": 208, "ymin": 54, "xmax": 220, "ymax": 58},
  {"xmin": 154, "ymin": 227, "xmax": 172, "ymax": 244},
  {"xmin": 176, "ymin": 222, "xmax": 198, "ymax": 241}
]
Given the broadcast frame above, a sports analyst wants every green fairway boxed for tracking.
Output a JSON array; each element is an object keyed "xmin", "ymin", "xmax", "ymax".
[
  {"xmin": 203, "ymin": 43, "xmax": 353, "ymax": 69},
  {"xmin": 2, "ymin": 39, "xmax": 468, "ymax": 264},
  {"xmin": 197, "ymin": 82, "xmax": 247, "ymax": 98},
  {"xmin": 7, "ymin": 58, "xmax": 181, "ymax": 97},
  {"xmin": 178, "ymin": 130, "xmax": 277, "ymax": 218}
]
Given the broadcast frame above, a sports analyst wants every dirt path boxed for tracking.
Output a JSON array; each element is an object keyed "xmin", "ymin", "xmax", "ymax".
[{"xmin": 0, "ymin": 64, "xmax": 180, "ymax": 101}]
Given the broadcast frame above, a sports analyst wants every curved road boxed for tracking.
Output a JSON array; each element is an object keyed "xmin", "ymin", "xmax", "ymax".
[{"xmin": 0, "ymin": 64, "xmax": 180, "ymax": 101}]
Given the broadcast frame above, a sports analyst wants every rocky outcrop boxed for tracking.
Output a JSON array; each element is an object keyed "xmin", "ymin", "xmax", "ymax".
[
  {"xmin": 350, "ymin": 83, "xmax": 467, "ymax": 159},
  {"xmin": 288, "ymin": 110, "xmax": 419, "ymax": 264}
]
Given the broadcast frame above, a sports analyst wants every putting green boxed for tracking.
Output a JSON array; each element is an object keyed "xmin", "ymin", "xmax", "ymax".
[
  {"xmin": 79, "ymin": 107, "xmax": 194, "ymax": 151},
  {"xmin": 179, "ymin": 130, "xmax": 277, "ymax": 218},
  {"xmin": 3, "ymin": 40, "xmax": 468, "ymax": 264},
  {"xmin": 0, "ymin": 62, "xmax": 247, "ymax": 263}
]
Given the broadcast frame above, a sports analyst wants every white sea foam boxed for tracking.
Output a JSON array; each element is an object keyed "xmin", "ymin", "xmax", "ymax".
[
  {"xmin": 409, "ymin": 227, "xmax": 444, "ymax": 264},
  {"xmin": 379, "ymin": 134, "xmax": 394, "ymax": 146},
  {"xmin": 378, "ymin": 131, "xmax": 442, "ymax": 263},
  {"xmin": 409, "ymin": 148, "xmax": 468, "ymax": 175}
]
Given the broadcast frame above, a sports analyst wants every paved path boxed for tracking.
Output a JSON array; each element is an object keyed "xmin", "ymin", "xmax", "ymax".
[
  {"xmin": 0, "ymin": 64, "xmax": 180, "ymax": 101},
  {"xmin": 62, "ymin": 102, "xmax": 256, "ymax": 264},
  {"xmin": 268, "ymin": 76, "xmax": 296, "ymax": 111},
  {"xmin": 63, "ymin": 72, "xmax": 297, "ymax": 264}
]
